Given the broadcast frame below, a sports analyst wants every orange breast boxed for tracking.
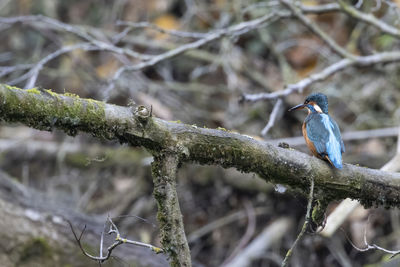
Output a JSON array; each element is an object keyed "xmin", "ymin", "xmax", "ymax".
[{"xmin": 302, "ymin": 122, "xmax": 319, "ymax": 158}]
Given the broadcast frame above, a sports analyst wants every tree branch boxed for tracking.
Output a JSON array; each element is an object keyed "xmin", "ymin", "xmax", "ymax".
[
  {"xmin": 337, "ymin": 0, "xmax": 400, "ymax": 39},
  {"xmin": 105, "ymin": 11, "xmax": 285, "ymax": 94},
  {"xmin": 69, "ymin": 216, "xmax": 163, "ymax": 264},
  {"xmin": 116, "ymin": 21, "xmax": 209, "ymax": 39},
  {"xmin": 1, "ymin": 84, "xmax": 400, "ymax": 209},
  {"xmin": 0, "ymin": 15, "xmax": 152, "ymax": 60},
  {"xmin": 281, "ymin": 177, "xmax": 314, "ymax": 267},
  {"xmin": 242, "ymin": 51, "xmax": 400, "ymax": 102},
  {"xmin": 261, "ymin": 98, "xmax": 283, "ymax": 136},
  {"xmin": 151, "ymin": 153, "xmax": 191, "ymax": 267},
  {"xmin": 279, "ymin": 0, "xmax": 355, "ymax": 59}
]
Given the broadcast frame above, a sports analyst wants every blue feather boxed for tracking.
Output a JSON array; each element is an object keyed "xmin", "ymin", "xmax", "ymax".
[
  {"xmin": 320, "ymin": 114, "xmax": 343, "ymax": 169},
  {"xmin": 305, "ymin": 113, "xmax": 343, "ymax": 169}
]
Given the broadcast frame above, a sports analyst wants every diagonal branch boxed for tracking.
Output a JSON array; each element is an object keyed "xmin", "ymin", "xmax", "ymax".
[
  {"xmin": 242, "ymin": 58, "xmax": 353, "ymax": 101},
  {"xmin": 242, "ymin": 51, "xmax": 400, "ymax": 102},
  {"xmin": 1, "ymin": 84, "xmax": 400, "ymax": 209},
  {"xmin": 337, "ymin": 0, "xmax": 400, "ymax": 39},
  {"xmin": 105, "ymin": 11, "xmax": 285, "ymax": 93},
  {"xmin": 261, "ymin": 98, "xmax": 283, "ymax": 136},
  {"xmin": 279, "ymin": 0, "xmax": 355, "ymax": 59},
  {"xmin": 281, "ymin": 177, "xmax": 314, "ymax": 267},
  {"xmin": 0, "ymin": 15, "xmax": 152, "ymax": 60},
  {"xmin": 7, "ymin": 43, "xmax": 94, "ymax": 87},
  {"xmin": 116, "ymin": 21, "xmax": 209, "ymax": 39}
]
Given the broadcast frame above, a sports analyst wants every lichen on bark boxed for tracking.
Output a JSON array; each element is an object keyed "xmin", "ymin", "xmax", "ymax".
[{"xmin": 151, "ymin": 152, "xmax": 192, "ymax": 267}]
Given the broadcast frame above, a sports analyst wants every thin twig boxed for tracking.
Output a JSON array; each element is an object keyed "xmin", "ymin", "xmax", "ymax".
[
  {"xmin": 343, "ymin": 216, "xmax": 400, "ymax": 258},
  {"xmin": 7, "ymin": 40, "xmax": 149, "ymax": 88},
  {"xmin": 16, "ymin": 43, "xmax": 93, "ymax": 88},
  {"xmin": 104, "ymin": 11, "xmax": 286, "ymax": 95},
  {"xmin": 99, "ymin": 221, "xmax": 106, "ymax": 259},
  {"xmin": 68, "ymin": 216, "xmax": 163, "ymax": 264},
  {"xmin": 116, "ymin": 21, "xmax": 209, "ymax": 39},
  {"xmin": 281, "ymin": 176, "xmax": 314, "ymax": 267},
  {"xmin": 0, "ymin": 64, "xmax": 33, "ymax": 79},
  {"xmin": 242, "ymin": 51, "xmax": 400, "ymax": 102},
  {"xmin": 221, "ymin": 200, "xmax": 256, "ymax": 266},
  {"xmin": 187, "ymin": 207, "xmax": 269, "ymax": 243},
  {"xmin": 242, "ymin": 58, "xmax": 353, "ymax": 101},
  {"xmin": 279, "ymin": 0, "xmax": 355, "ymax": 59},
  {"xmin": 0, "ymin": 15, "xmax": 153, "ymax": 60},
  {"xmin": 227, "ymin": 218, "xmax": 292, "ymax": 267},
  {"xmin": 261, "ymin": 98, "xmax": 283, "ymax": 136},
  {"xmin": 338, "ymin": 0, "xmax": 400, "ymax": 39},
  {"xmin": 300, "ymin": 3, "xmax": 340, "ymax": 14}
]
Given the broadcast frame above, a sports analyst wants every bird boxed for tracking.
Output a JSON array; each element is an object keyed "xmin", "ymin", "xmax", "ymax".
[{"xmin": 289, "ymin": 93, "xmax": 345, "ymax": 169}]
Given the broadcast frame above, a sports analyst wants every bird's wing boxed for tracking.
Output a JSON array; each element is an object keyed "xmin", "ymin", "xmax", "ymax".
[
  {"xmin": 330, "ymin": 119, "xmax": 345, "ymax": 153},
  {"xmin": 306, "ymin": 115, "xmax": 329, "ymax": 156},
  {"xmin": 306, "ymin": 114, "xmax": 343, "ymax": 168}
]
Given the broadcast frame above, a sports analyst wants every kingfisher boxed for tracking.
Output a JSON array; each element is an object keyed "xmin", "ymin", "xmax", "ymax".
[{"xmin": 289, "ymin": 93, "xmax": 345, "ymax": 169}]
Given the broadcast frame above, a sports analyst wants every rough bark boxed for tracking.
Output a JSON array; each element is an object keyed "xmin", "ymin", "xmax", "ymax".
[
  {"xmin": 0, "ymin": 84, "xmax": 399, "ymax": 209},
  {"xmin": 151, "ymin": 153, "xmax": 192, "ymax": 267}
]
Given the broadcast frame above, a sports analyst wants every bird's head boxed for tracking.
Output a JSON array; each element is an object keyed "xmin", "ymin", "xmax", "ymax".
[{"xmin": 288, "ymin": 93, "xmax": 329, "ymax": 114}]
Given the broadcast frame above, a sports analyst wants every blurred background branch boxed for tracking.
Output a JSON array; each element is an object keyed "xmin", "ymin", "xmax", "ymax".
[{"xmin": 1, "ymin": 0, "xmax": 400, "ymax": 266}]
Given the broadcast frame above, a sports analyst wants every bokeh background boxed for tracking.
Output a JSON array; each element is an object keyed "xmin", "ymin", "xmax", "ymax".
[{"xmin": 1, "ymin": 0, "xmax": 400, "ymax": 266}]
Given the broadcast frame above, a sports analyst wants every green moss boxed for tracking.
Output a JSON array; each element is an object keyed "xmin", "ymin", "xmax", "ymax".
[
  {"xmin": 44, "ymin": 89, "xmax": 58, "ymax": 97},
  {"xmin": 312, "ymin": 199, "xmax": 329, "ymax": 226},
  {"xmin": 64, "ymin": 92, "xmax": 80, "ymax": 98},
  {"xmin": 65, "ymin": 153, "xmax": 90, "ymax": 168},
  {"xmin": 26, "ymin": 88, "xmax": 41, "ymax": 94},
  {"xmin": 5, "ymin": 84, "xmax": 21, "ymax": 91},
  {"xmin": 151, "ymin": 155, "xmax": 183, "ymax": 266},
  {"xmin": 19, "ymin": 237, "xmax": 53, "ymax": 263},
  {"xmin": 0, "ymin": 84, "xmax": 110, "ymax": 139}
]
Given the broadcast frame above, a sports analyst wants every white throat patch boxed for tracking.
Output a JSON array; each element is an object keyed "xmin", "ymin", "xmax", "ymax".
[{"xmin": 312, "ymin": 103, "xmax": 323, "ymax": 113}]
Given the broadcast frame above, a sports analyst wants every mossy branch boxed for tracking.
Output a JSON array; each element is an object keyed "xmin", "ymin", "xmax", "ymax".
[
  {"xmin": 1, "ymin": 84, "xmax": 400, "ymax": 209},
  {"xmin": 151, "ymin": 153, "xmax": 191, "ymax": 267}
]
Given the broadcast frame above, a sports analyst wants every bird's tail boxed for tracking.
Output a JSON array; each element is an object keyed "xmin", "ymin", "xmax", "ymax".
[{"xmin": 324, "ymin": 155, "xmax": 343, "ymax": 169}]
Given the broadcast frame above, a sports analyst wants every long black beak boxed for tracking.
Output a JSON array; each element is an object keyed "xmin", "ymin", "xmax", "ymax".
[{"xmin": 288, "ymin": 103, "xmax": 306, "ymax": 112}]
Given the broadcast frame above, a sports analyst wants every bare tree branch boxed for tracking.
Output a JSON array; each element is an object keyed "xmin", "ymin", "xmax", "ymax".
[
  {"xmin": 300, "ymin": 3, "xmax": 340, "ymax": 14},
  {"xmin": 337, "ymin": 0, "xmax": 400, "ymax": 39},
  {"xmin": 0, "ymin": 15, "xmax": 152, "ymax": 60},
  {"xmin": 105, "ymin": 11, "xmax": 285, "ymax": 95},
  {"xmin": 116, "ymin": 21, "xmax": 209, "ymax": 39},
  {"xmin": 227, "ymin": 217, "xmax": 293, "ymax": 267},
  {"xmin": 187, "ymin": 207, "xmax": 269, "ymax": 243},
  {"xmin": 344, "ymin": 216, "xmax": 400, "ymax": 258},
  {"xmin": 242, "ymin": 51, "xmax": 400, "ymax": 102},
  {"xmin": 69, "ymin": 216, "xmax": 163, "ymax": 264},
  {"xmin": 279, "ymin": 0, "xmax": 355, "ymax": 59},
  {"xmin": 221, "ymin": 201, "xmax": 256, "ymax": 266},
  {"xmin": 281, "ymin": 177, "xmax": 314, "ymax": 267},
  {"xmin": 261, "ymin": 98, "xmax": 283, "ymax": 136},
  {"xmin": 7, "ymin": 43, "xmax": 94, "ymax": 88}
]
